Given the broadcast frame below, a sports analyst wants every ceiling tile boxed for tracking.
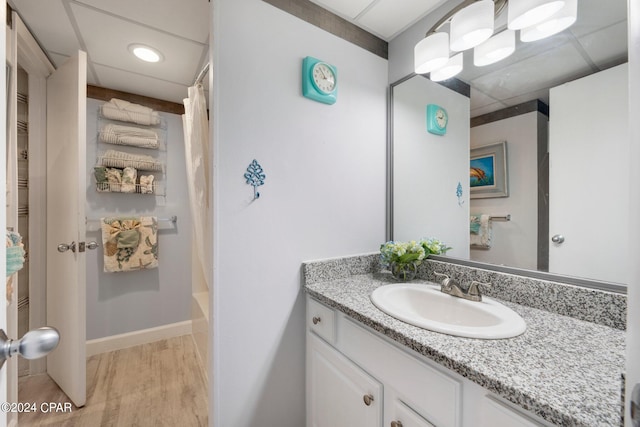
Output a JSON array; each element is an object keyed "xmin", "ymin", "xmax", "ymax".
[
  {"xmin": 76, "ymin": 0, "xmax": 210, "ymax": 43},
  {"xmin": 93, "ymin": 64, "xmax": 189, "ymax": 104},
  {"xmin": 71, "ymin": 3, "xmax": 205, "ymax": 86},
  {"xmin": 471, "ymin": 101, "xmax": 508, "ymax": 118},
  {"xmin": 308, "ymin": 0, "xmax": 373, "ymax": 19},
  {"xmin": 470, "ymin": 43, "xmax": 592, "ymax": 102},
  {"xmin": 577, "ymin": 21, "xmax": 628, "ymax": 69},
  {"xmin": 501, "ymin": 88, "xmax": 550, "ymax": 109},
  {"xmin": 357, "ymin": 0, "xmax": 445, "ymax": 40},
  {"xmin": 10, "ymin": 0, "xmax": 81, "ymax": 56},
  {"xmin": 569, "ymin": 0, "xmax": 626, "ymax": 38},
  {"xmin": 469, "ymin": 86, "xmax": 501, "ymax": 111}
]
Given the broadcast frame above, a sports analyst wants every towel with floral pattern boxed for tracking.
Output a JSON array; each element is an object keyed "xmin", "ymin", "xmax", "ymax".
[{"xmin": 101, "ymin": 216, "xmax": 158, "ymax": 272}]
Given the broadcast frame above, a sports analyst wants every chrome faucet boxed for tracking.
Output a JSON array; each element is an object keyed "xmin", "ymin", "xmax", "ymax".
[{"xmin": 433, "ymin": 272, "xmax": 491, "ymax": 302}]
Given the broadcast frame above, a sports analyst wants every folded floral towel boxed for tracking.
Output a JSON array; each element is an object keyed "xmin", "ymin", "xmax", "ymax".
[
  {"xmin": 101, "ymin": 217, "xmax": 158, "ymax": 273},
  {"xmin": 139, "ymin": 175, "xmax": 155, "ymax": 194},
  {"xmin": 470, "ymin": 214, "xmax": 492, "ymax": 249},
  {"xmin": 101, "ymin": 98, "xmax": 161, "ymax": 126},
  {"xmin": 121, "ymin": 167, "xmax": 137, "ymax": 193}
]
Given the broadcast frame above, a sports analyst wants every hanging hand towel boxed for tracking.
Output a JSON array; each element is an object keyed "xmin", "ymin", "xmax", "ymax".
[
  {"xmin": 470, "ymin": 214, "xmax": 492, "ymax": 249},
  {"xmin": 6, "ymin": 231, "xmax": 25, "ymax": 277},
  {"xmin": 101, "ymin": 216, "xmax": 158, "ymax": 273}
]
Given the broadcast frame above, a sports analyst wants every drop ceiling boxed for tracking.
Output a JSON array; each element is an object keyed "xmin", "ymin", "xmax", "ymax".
[
  {"xmin": 7, "ymin": 0, "xmax": 628, "ymax": 116},
  {"xmin": 310, "ymin": 0, "xmax": 628, "ymax": 117},
  {"xmin": 8, "ymin": 0, "xmax": 210, "ymax": 105}
]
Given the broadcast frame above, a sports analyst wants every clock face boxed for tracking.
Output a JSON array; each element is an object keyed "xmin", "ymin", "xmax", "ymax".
[
  {"xmin": 426, "ymin": 104, "xmax": 447, "ymax": 135},
  {"xmin": 435, "ymin": 108, "xmax": 447, "ymax": 128},
  {"xmin": 311, "ymin": 62, "xmax": 336, "ymax": 94}
]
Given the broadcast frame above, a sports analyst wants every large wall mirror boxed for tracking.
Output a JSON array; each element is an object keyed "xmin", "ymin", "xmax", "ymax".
[{"xmin": 389, "ymin": 0, "xmax": 628, "ymax": 292}]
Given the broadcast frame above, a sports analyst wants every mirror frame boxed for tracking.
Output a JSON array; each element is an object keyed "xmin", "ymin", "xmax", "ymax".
[{"xmin": 386, "ymin": 74, "xmax": 627, "ymax": 295}]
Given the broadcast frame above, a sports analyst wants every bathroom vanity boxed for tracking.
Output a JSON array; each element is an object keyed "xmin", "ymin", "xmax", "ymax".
[{"xmin": 304, "ymin": 254, "xmax": 626, "ymax": 427}]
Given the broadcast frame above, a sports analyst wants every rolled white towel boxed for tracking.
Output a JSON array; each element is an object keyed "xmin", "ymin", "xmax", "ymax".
[
  {"xmin": 100, "ymin": 123, "xmax": 159, "ymax": 149},
  {"xmin": 101, "ymin": 98, "xmax": 161, "ymax": 126}
]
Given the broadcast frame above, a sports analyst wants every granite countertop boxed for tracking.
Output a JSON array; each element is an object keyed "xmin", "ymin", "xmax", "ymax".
[{"xmin": 305, "ymin": 272, "xmax": 626, "ymax": 427}]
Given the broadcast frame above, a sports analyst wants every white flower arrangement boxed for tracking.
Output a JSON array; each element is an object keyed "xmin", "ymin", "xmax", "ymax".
[{"xmin": 380, "ymin": 237, "xmax": 451, "ymax": 276}]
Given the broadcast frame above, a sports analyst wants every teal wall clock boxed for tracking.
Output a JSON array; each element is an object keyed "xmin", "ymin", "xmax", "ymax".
[
  {"xmin": 426, "ymin": 104, "xmax": 448, "ymax": 135},
  {"xmin": 302, "ymin": 56, "xmax": 337, "ymax": 105}
]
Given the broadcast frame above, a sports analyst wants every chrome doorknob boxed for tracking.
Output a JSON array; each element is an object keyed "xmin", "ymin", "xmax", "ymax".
[
  {"xmin": 57, "ymin": 241, "xmax": 76, "ymax": 253},
  {"xmin": 363, "ymin": 394, "xmax": 374, "ymax": 406},
  {"xmin": 0, "ymin": 327, "xmax": 60, "ymax": 369},
  {"xmin": 86, "ymin": 241, "xmax": 99, "ymax": 250},
  {"xmin": 551, "ymin": 234, "xmax": 565, "ymax": 244}
]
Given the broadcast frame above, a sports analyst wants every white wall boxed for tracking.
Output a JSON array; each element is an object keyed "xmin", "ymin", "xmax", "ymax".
[
  {"xmin": 470, "ymin": 112, "xmax": 544, "ymax": 270},
  {"xmin": 393, "ymin": 75, "xmax": 470, "ymax": 258},
  {"xmin": 212, "ymin": 0, "xmax": 388, "ymax": 425},
  {"xmin": 85, "ymin": 98, "xmax": 192, "ymax": 340}
]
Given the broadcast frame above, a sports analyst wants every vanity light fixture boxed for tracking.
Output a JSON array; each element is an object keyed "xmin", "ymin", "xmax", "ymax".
[
  {"xmin": 520, "ymin": 0, "xmax": 577, "ymax": 42},
  {"xmin": 128, "ymin": 44, "xmax": 163, "ymax": 63},
  {"xmin": 414, "ymin": 32, "xmax": 450, "ymax": 74},
  {"xmin": 474, "ymin": 29, "xmax": 516, "ymax": 66},
  {"xmin": 414, "ymin": 0, "xmax": 575, "ymax": 81},
  {"xmin": 507, "ymin": 0, "xmax": 565, "ymax": 30},
  {"xmin": 431, "ymin": 53, "xmax": 463, "ymax": 82},
  {"xmin": 450, "ymin": 0, "xmax": 494, "ymax": 52}
]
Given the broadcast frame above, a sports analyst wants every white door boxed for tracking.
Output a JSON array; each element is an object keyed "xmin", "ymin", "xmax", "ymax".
[
  {"xmin": 625, "ymin": 1, "xmax": 640, "ymax": 426},
  {"xmin": 1, "ymin": 1, "xmax": 9, "ymax": 423},
  {"xmin": 548, "ymin": 64, "xmax": 629, "ymax": 284},
  {"xmin": 45, "ymin": 51, "xmax": 87, "ymax": 407}
]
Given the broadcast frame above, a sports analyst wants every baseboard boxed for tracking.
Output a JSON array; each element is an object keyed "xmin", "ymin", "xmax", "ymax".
[{"xmin": 86, "ymin": 320, "xmax": 193, "ymax": 357}]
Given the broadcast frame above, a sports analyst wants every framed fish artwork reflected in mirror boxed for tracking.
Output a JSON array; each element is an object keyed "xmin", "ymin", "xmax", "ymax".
[{"xmin": 470, "ymin": 141, "xmax": 508, "ymax": 199}]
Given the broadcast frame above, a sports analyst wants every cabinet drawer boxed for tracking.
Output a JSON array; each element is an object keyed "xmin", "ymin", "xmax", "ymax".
[
  {"xmin": 339, "ymin": 318, "xmax": 461, "ymax": 427},
  {"xmin": 307, "ymin": 298, "xmax": 336, "ymax": 344}
]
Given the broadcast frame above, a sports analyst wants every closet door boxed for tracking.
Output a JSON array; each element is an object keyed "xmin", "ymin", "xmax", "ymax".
[{"xmin": 45, "ymin": 51, "xmax": 87, "ymax": 407}]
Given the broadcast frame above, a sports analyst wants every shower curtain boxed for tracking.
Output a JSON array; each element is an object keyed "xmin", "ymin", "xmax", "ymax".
[{"xmin": 182, "ymin": 84, "xmax": 210, "ymax": 288}]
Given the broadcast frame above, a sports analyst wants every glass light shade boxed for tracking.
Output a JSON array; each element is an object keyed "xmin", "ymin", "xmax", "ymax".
[
  {"xmin": 474, "ymin": 30, "xmax": 516, "ymax": 66},
  {"xmin": 430, "ymin": 53, "xmax": 463, "ymax": 82},
  {"xmin": 128, "ymin": 44, "xmax": 163, "ymax": 62},
  {"xmin": 520, "ymin": 0, "xmax": 577, "ymax": 42},
  {"xmin": 450, "ymin": 0, "xmax": 494, "ymax": 52},
  {"xmin": 414, "ymin": 32, "xmax": 450, "ymax": 74},
  {"xmin": 508, "ymin": 0, "xmax": 565, "ymax": 30}
]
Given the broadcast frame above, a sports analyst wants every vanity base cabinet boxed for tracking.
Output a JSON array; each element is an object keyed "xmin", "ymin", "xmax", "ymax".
[
  {"xmin": 306, "ymin": 296, "xmax": 551, "ymax": 427},
  {"xmin": 307, "ymin": 332, "xmax": 383, "ymax": 427}
]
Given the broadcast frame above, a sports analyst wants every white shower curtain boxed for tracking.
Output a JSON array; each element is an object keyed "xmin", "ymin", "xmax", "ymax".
[{"xmin": 183, "ymin": 84, "xmax": 210, "ymax": 288}]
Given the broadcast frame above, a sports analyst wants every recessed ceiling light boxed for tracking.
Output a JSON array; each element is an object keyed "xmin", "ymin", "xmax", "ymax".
[{"xmin": 128, "ymin": 44, "xmax": 163, "ymax": 63}]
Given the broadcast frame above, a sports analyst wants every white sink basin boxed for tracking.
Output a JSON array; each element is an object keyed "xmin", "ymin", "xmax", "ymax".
[{"xmin": 370, "ymin": 283, "xmax": 526, "ymax": 339}]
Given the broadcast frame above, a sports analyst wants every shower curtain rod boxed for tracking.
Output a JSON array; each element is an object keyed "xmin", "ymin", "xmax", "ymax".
[
  {"xmin": 86, "ymin": 215, "xmax": 177, "ymax": 224},
  {"xmin": 194, "ymin": 63, "xmax": 210, "ymax": 86}
]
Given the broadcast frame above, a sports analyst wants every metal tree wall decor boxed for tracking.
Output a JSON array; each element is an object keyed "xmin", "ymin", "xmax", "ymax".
[{"xmin": 244, "ymin": 159, "xmax": 266, "ymax": 200}]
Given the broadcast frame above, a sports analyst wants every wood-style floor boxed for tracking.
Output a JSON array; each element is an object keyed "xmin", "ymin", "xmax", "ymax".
[{"xmin": 18, "ymin": 335, "xmax": 208, "ymax": 426}]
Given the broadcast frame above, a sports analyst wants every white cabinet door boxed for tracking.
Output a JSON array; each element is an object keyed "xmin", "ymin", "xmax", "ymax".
[{"xmin": 308, "ymin": 333, "xmax": 382, "ymax": 427}]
